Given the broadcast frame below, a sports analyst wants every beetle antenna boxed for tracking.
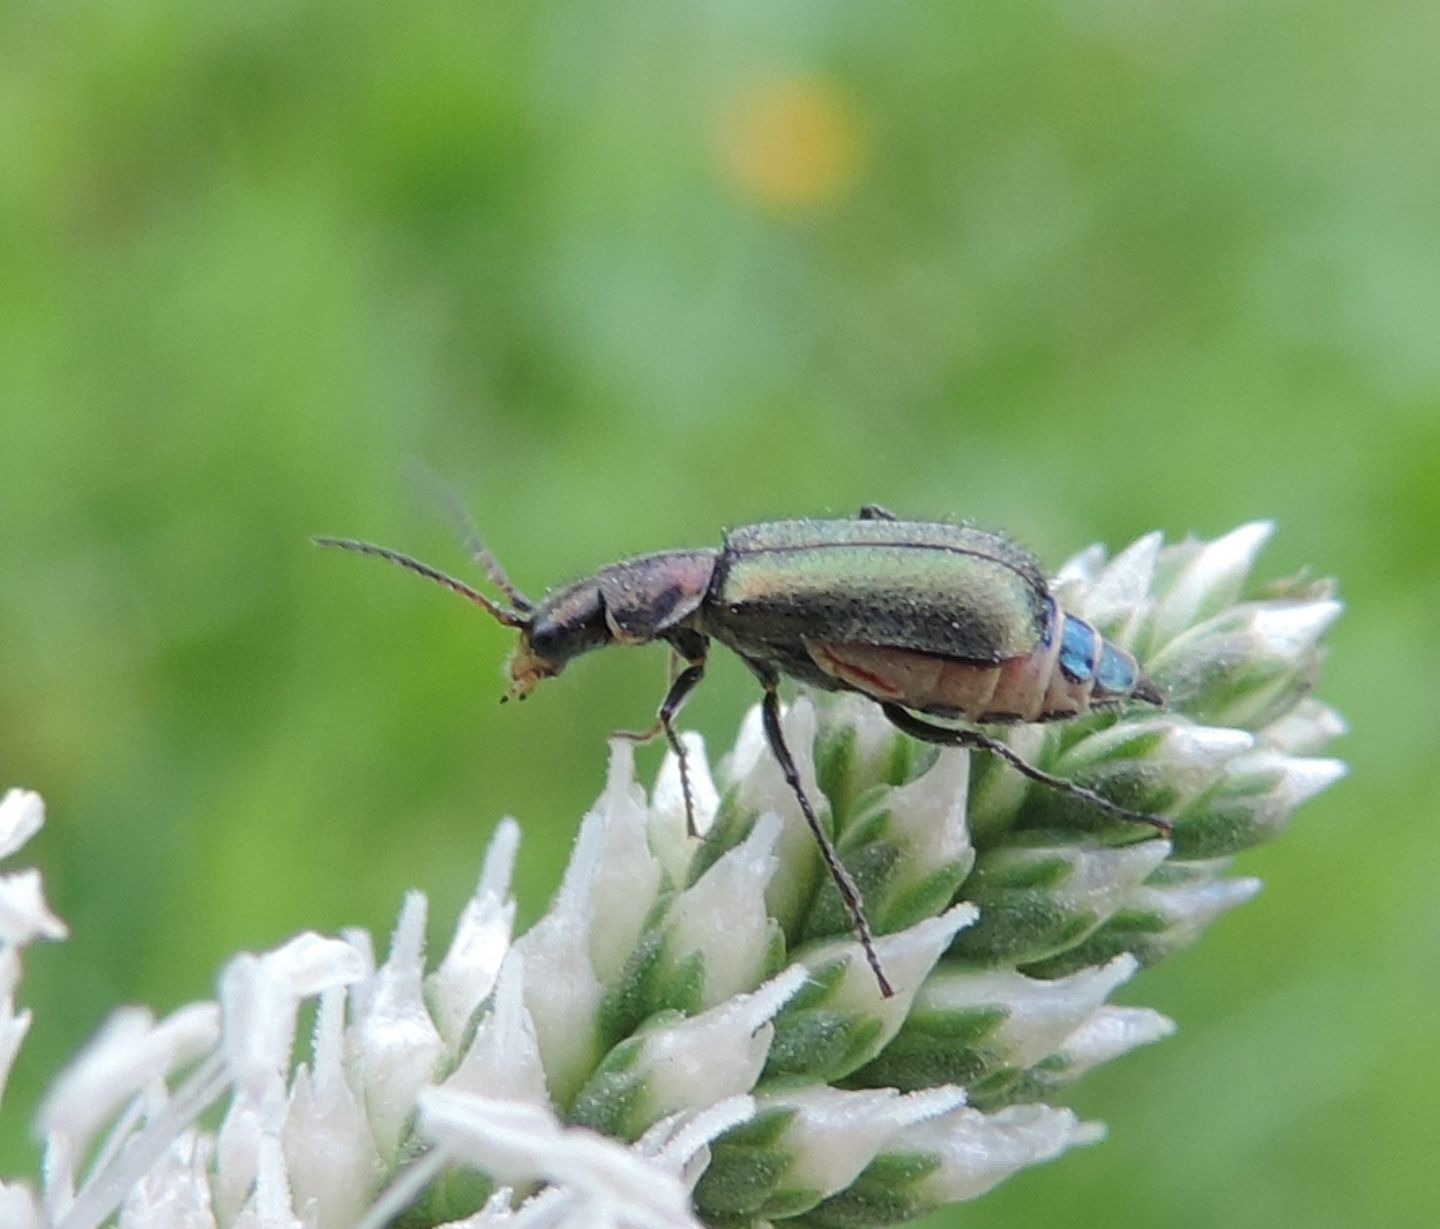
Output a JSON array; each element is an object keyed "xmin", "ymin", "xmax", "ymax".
[
  {"xmin": 313, "ymin": 536, "xmax": 528, "ymax": 628},
  {"xmin": 408, "ymin": 465, "xmax": 535, "ymax": 613}
]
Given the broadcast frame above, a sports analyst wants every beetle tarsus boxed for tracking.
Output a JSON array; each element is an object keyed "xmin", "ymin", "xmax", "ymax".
[
  {"xmin": 759, "ymin": 683, "xmax": 895, "ymax": 998},
  {"xmin": 613, "ymin": 718, "xmax": 663, "ymax": 740},
  {"xmin": 880, "ymin": 704, "xmax": 1174, "ymax": 835}
]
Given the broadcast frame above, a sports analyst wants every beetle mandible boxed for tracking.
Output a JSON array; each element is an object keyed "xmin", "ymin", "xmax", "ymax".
[{"xmin": 317, "ymin": 504, "xmax": 1170, "ymax": 998}]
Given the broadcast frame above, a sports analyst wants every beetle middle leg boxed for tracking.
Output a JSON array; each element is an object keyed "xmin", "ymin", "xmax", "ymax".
[
  {"xmin": 614, "ymin": 641, "xmax": 708, "ymax": 836},
  {"xmin": 880, "ymin": 704, "xmax": 1173, "ymax": 834},
  {"xmin": 746, "ymin": 664, "xmax": 895, "ymax": 998}
]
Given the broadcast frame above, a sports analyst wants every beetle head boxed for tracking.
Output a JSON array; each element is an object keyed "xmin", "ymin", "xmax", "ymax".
[{"xmin": 505, "ymin": 578, "xmax": 611, "ymax": 700}]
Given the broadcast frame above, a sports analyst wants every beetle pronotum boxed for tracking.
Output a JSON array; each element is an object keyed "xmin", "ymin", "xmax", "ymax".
[{"xmin": 317, "ymin": 505, "xmax": 1170, "ymax": 997}]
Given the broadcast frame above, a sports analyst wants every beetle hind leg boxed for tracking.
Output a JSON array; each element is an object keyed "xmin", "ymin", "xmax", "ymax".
[{"xmin": 880, "ymin": 704, "xmax": 1173, "ymax": 834}]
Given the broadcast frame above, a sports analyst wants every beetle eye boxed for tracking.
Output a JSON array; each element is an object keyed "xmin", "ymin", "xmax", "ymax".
[{"xmin": 527, "ymin": 623, "xmax": 561, "ymax": 661}]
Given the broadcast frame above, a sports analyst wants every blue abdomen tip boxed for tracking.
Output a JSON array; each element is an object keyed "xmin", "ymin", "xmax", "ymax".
[
  {"xmin": 1096, "ymin": 641, "xmax": 1138, "ymax": 694},
  {"xmin": 1058, "ymin": 615, "xmax": 1097, "ymax": 683}
]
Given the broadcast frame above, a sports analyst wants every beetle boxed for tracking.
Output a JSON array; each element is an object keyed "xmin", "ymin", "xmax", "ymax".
[{"xmin": 316, "ymin": 504, "xmax": 1169, "ymax": 997}]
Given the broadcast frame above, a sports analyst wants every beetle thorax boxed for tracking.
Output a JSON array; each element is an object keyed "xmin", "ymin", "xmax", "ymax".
[{"xmin": 594, "ymin": 551, "xmax": 718, "ymax": 643}]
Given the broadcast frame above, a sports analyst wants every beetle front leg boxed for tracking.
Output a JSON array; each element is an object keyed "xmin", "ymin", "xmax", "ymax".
[
  {"xmin": 750, "ymin": 671, "xmax": 895, "ymax": 998},
  {"xmin": 615, "ymin": 647, "xmax": 708, "ymax": 837},
  {"xmin": 880, "ymin": 704, "xmax": 1173, "ymax": 834}
]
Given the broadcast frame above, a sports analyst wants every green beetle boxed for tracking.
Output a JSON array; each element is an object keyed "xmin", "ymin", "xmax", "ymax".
[{"xmin": 317, "ymin": 505, "xmax": 1167, "ymax": 996}]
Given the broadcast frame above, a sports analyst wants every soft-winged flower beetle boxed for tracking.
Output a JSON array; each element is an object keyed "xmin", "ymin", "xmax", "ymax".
[{"xmin": 317, "ymin": 504, "xmax": 1169, "ymax": 997}]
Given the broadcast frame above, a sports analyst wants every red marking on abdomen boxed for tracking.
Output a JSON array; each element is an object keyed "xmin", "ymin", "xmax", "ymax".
[
  {"xmin": 807, "ymin": 642, "xmax": 917, "ymax": 701},
  {"xmin": 807, "ymin": 641, "xmax": 1010, "ymax": 718}
]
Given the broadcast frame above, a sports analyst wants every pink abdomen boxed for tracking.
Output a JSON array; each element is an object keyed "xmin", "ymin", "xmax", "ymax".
[{"xmin": 805, "ymin": 610, "xmax": 1155, "ymax": 723}]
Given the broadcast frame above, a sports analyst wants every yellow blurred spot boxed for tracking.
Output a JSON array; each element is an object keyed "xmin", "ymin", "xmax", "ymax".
[{"xmin": 717, "ymin": 77, "xmax": 864, "ymax": 211}]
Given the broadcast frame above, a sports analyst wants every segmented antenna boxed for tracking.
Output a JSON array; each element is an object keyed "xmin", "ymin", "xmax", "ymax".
[
  {"xmin": 407, "ymin": 465, "xmax": 534, "ymax": 613},
  {"xmin": 313, "ymin": 537, "xmax": 528, "ymax": 628}
]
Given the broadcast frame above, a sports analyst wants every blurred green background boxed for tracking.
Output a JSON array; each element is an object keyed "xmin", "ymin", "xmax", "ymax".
[{"xmin": 2, "ymin": 1, "xmax": 1436, "ymax": 1224}]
